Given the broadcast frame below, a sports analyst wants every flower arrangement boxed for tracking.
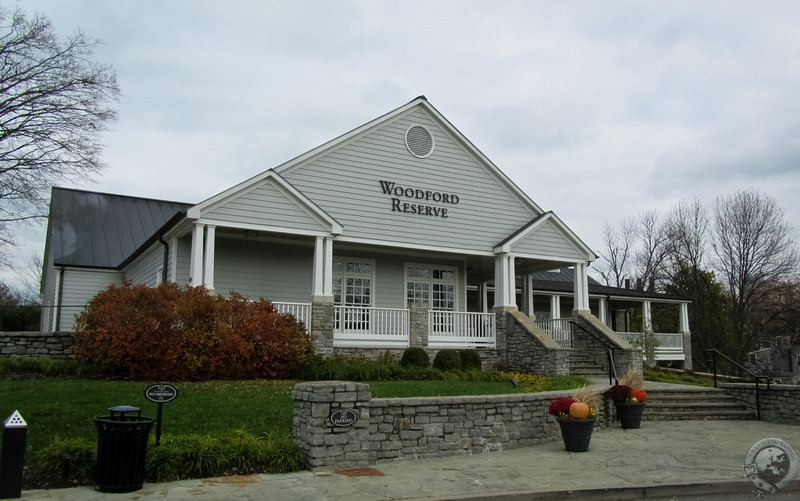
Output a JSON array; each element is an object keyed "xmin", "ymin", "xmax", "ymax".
[
  {"xmin": 604, "ymin": 369, "xmax": 647, "ymax": 404},
  {"xmin": 549, "ymin": 386, "xmax": 601, "ymax": 420}
]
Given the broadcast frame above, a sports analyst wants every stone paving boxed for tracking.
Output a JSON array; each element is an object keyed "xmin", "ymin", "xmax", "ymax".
[{"xmin": 19, "ymin": 420, "xmax": 800, "ymax": 500}]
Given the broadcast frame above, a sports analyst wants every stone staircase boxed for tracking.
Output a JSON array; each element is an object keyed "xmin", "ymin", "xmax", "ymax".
[
  {"xmin": 640, "ymin": 387, "xmax": 756, "ymax": 421},
  {"xmin": 569, "ymin": 351, "xmax": 607, "ymax": 377}
]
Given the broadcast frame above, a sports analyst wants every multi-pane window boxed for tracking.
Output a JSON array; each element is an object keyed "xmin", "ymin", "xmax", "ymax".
[
  {"xmin": 406, "ymin": 264, "xmax": 457, "ymax": 310},
  {"xmin": 333, "ymin": 259, "xmax": 373, "ymax": 306}
]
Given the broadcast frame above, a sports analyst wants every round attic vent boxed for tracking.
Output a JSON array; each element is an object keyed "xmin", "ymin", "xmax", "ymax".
[{"xmin": 405, "ymin": 125, "xmax": 434, "ymax": 158}]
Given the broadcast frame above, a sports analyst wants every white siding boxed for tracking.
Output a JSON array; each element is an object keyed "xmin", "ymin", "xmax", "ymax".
[
  {"xmin": 124, "ymin": 244, "xmax": 164, "ymax": 286},
  {"xmin": 174, "ymin": 235, "xmax": 192, "ymax": 286},
  {"xmin": 510, "ymin": 219, "xmax": 588, "ymax": 261},
  {"xmin": 213, "ymin": 237, "xmax": 313, "ymax": 302},
  {"xmin": 40, "ymin": 252, "xmax": 59, "ymax": 332},
  {"xmin": 283, "ymin": 108, "xmax": 540, "ymax": 252},
  {"xmin": 204, "ymin": 182, "xmax": 329, "ymax": 233},
  {"xmin": 58, "ymin": 268, "xmax": 123, "ymax": 331}
]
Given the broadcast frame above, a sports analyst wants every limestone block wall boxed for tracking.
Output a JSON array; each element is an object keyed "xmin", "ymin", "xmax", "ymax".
[
  {"xmin": 571, "ymin": 312, "xmax": 642, "ymax": 374},
  {"xmin": 500, "ymin": 311, "xmax": 569, "ymax": 375},
  {"xmin": 293, "ymin": 381, "xmax": 612, "ymax": 470},
  {"xmin": 722, "ymin": 383, "xmax": 800, "ymax": 425},
  {"xmin": 0, "ymin": 332, "xmax": 73, "ymax": 359}
]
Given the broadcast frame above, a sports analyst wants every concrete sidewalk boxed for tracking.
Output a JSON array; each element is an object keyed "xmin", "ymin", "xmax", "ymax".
[{"xmin": 20, "ymin": 419, "xmax": 800, "ymax": 500}]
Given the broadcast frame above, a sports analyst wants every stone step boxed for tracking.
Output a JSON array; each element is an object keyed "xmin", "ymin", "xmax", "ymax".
[{"xmin": 630, "ymin": 388, "xmax": 755, "ymax": 421}]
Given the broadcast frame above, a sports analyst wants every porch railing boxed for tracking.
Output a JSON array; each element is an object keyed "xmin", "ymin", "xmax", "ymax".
[
  {"xmin": 273, "ymin": 302, "xmax": 311, "ymax": 327},
  {"xmin": 535, "ymin": 318, "xmax": 574, "ymax": 349},
  {"xmin": 617, "ymin": 332, "xmax": 685, "ymax": 360},
  {"xmin": 333, "ymin": 306, "xmax": 409, "ymax": 348},
  {"xmin": 428, "ymin": 311, "xmax": 496, "ymax": 348}
]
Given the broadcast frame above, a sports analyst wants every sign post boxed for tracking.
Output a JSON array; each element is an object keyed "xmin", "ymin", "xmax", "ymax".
[
  {"xmin": 0, "ymin": 411, "xmax": 27, "ymax": 499},
  {"xmin": 144, "ymin": 383, "xmax": 178, "ymax": 446}
]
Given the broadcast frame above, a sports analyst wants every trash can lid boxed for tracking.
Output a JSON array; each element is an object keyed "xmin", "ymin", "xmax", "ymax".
[{"xmin": 108, "ymin": 405, "xmax": 140, "ymax": 414}]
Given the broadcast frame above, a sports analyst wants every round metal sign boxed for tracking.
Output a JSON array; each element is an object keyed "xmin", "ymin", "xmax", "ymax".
[
  {"xmin": 144, "ymin": 383, "xmax": 178, "ymax": 403},
  {"xmin": 330, "ymin": 408, "xmax": 359, "ymax": 427}
]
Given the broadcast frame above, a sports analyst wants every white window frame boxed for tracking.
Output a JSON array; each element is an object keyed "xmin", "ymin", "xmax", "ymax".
[
  {"xmin": 404, "ymin": 263, "xmax": 458, "ymax": 310},
  {"xmin": 332, "ymin": 257, "xmax": 375, "ymax": 307}
]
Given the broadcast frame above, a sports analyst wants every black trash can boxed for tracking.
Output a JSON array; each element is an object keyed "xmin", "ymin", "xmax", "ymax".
[{"xmin": 94, "ymin": 405, "xmax": 154, "ymax": 493}]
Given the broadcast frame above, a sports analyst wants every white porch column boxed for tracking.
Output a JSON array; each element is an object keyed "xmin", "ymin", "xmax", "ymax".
[
  {"xmin": 493, "ymin": 253, "xmax": 517, "ymax": 310},
  {"xmin": 521, "ymin": 274, "xmax": 534, "ymax": 316},
  {"xmin": 573, "ymin": 262, "xmax": 590, "ymax": 312},
  {"xmin": 643, "ymin": 300, "xmax": 653, "ymax": 332},
  {"xmin": 312, "ymin": 236, "xmax": 334, "ymax": 301},
  {"xmin": 479, "ymin": 282, "xmax": 488, "ymax": 313},
  {"xmin": 679, "ymin": 302, "xmax": 690, "ymax": 332},
  {"xmin": 203, "ymin": 225, "xmax": 216, "ymax": 291},
  {"xmin": 598, "ymin": 297, "xmax": 608, "ymax": 325},
  {"xmin": 189, "ymin": 223, "xmax": 205, "ymax": 286},
  {"xmin": 550, "ymin": 295, "xmax": 561, "ymax": 320}
]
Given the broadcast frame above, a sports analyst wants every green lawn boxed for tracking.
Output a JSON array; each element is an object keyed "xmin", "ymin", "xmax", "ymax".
[{"xmin": 1, "ymin": 376, "xmax": 589, "ymax": 456}]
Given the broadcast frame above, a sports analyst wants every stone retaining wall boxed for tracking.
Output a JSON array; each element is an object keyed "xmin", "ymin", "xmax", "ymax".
[
  {"xmin": 0, "ymin": 332, "xmax": 73, "ymax": 359},
  {"xmin": 722, "ymin": 383, "xmax": 800, "ymax": 425},
  {"xmin": 292, "ymin": 380, "xmax": 612, "ymax": 470}
]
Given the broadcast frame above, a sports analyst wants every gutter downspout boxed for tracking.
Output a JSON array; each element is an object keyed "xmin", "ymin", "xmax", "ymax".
[
  {"xmin": 55, "ymin": 266, "xmax": 65, "ymax": 332},
  {"xmin": 158, "ymin": 234, "xmax": 169, "ymax": 284}
]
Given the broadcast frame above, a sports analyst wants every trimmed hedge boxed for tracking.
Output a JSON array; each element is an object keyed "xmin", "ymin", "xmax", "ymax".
[
  {"xmin": 433, "ymin": 349, "xmax": 462, "ymax": 371},
  {"xmin": 400, "ymin": 347, "xmax": 430, "ymax": 368},
  {"xmin": 459, "ymin": 349, "xmax": 482, "ymax": 371}
]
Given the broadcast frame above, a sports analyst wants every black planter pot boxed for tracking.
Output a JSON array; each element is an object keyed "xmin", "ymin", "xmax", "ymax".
[
  {"xmin": 556, "ymin": 417, "xmax": 595, "ymax": 452},
  {"xmin": 615, "ymin": 402, "xmax": 645, "ymax": 429}
]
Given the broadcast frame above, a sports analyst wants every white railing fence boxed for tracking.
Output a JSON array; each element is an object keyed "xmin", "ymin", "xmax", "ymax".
[
  {"xmin": 273, "ymin": 302, "xmax": 312, "ymax": 327},
  {"xmin": 618, "ymin": 332, "xmax": 685, "ymax": 361},
  {"xmin": 535, "ymin": 318, "xmax": 574, "ymax": 349},
  {"xmin": 333, "ymin": 306, "xmax": 409, "ymax": 348},
  {"xmin": 428, "ymin": 311, "xmax": 496, "ymax": 348}
]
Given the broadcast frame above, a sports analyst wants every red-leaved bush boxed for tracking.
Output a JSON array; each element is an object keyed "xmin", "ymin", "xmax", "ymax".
[{"xmin": 73, "ymin": 282, "xmax": 314, "ymax": 380}]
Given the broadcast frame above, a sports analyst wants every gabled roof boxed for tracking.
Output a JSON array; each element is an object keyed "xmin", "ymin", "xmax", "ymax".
[
  {"xmin": 494, "ymin": 212, "xmax": 597, "ymax": 262},
  {"xmin": 47, "ymin": 187, "xmax": 192, "ymax": 268},
  {"xmin": 187, "ymin": 170, "xmax": 342, "ymax": 235},
  {"xmin": 275, "ymin": 96, "xmax": 544, "ymax": 215}
]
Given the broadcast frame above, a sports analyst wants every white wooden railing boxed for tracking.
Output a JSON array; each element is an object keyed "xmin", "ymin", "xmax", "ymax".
[
  {"xmin": 428, "ymin": 311, "xmax": 496, "ymax": 348},
  {"xmin": 618, "ymin": 332, "xmax": 685, "ymax": 361},
  {"xmin": 333, "ymin": 306, "xmax": 409, "ymax": 348},
  {"xmin": 535, "ymin": 318, "xmax": 574, "ymax": 349},
  {"xmin": 273, "ymin": 302, "xmax": 311, "ymax": 327}
]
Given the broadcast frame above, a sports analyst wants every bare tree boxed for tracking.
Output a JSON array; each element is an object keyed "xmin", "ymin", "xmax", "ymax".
[
  {"xmin": 633, "ymin": 210, "xmax": 669, "ymax": 292},
  {"xmin": 0, "ymin": 8, "xmax": 119, "ymax": 256},
  {"xmin": 665, "ymin": 198, "xmax": 709, "ymax": 272},
  {"xmin": 597, "ymin": 219, "xmax": 636, "ymax": 287},
  {"xmin": 712, "ymin": 189, "xmax": 799, "ymax": 359}
]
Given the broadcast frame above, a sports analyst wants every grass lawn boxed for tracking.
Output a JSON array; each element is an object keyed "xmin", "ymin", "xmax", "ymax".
[{"xmin": 1, "ymin": 375, "xmax": 588, "ymax": 456}]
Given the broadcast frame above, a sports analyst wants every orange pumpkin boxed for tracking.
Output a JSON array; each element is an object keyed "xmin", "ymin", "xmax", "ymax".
[
  {"xmin": 568, "ymin": 401, "xmax": 590, "ymax": 419},
  {"xmin": 631, "ymin": 388, "xmax": 647, "ymax": 402}
]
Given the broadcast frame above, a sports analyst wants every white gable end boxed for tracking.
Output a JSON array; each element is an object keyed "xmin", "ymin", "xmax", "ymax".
[{"xmin": 278, "ymin": 104, "xmax": 542, "ymax": 254}]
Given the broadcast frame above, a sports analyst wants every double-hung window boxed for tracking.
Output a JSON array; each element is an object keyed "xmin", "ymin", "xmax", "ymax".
[
  {"xmin": 333, "ymin": 258, "xmax": 373, "ymax": 332},
  {"xmin": 405, "ymin": 264, "xmax": 457, "ymax": 310}
]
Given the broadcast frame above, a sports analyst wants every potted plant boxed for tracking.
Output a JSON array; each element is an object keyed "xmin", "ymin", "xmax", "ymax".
[
  {"xmin": 548, "ymin": 386, "xmax": 601, "ymax": 452},
  {"xmin": 604, "ymin": 369, "xmax": 647, "ymax": 429}
]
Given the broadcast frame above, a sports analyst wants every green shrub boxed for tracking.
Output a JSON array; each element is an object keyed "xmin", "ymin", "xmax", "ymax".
[
  {"xmin": 73, "ymin": 282, "xmax": 314, "ymax": 380},
  {"xmin": 400, "ymin": 347, "xmax": 430, "ymax": 368},
  {"xmin": 458, "ymin": 350, "xmax": 482, "ymax": 371},
  {"xmin": 433, "ymin": 349, "xmax": 461, "ymax": 371},
  {"xmin": 32, "ymin": 437, "xmax": 96, "ymax": 486},
  {"xmin": 145, "ymin": 431, "xmax": 305, "ymax": 482}
]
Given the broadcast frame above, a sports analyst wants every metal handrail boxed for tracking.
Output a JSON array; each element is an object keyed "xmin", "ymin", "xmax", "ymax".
[
  {"xmin": 705, "ymin": 348, "xmax": 770, "ymax": 420},
  {"xmin": 607, "ymin": 349, "xmax": 619, "ymax": 386}
]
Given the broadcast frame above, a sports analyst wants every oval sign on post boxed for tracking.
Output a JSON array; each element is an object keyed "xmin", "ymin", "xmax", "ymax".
[
  {"xmin": 144, "ymin": 383, "xmax": 178, "ymax": 403},
  {"xmin": 330, "ymin": 408, "xmax": 359, "ymax": 427}
]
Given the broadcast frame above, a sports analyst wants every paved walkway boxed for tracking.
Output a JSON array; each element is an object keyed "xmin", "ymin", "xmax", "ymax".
[{"xmin": 20, "ymin": 418, "xmax": 800, "ymax": 500}]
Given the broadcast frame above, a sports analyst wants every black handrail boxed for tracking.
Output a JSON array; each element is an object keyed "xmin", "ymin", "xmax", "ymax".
[
  {"xmin": 607, "ymin": 349, "xmax": 619, "ymax": 386},
  {"xmin": 705, "ymin": 348, "xmax": 770, "ymax": 420}
]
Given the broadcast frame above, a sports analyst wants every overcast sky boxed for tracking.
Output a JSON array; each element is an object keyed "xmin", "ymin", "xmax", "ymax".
[{"xmin": 5, "ymin": 0, "xmax": 800, "ymax": 292}]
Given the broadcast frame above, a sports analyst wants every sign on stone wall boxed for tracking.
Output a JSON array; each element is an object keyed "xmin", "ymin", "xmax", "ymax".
[{"xmin": 330, "ymin": 408, "xmax": 359, "ymax": 427}]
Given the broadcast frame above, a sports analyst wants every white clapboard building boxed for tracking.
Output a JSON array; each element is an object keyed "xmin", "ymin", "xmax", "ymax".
[{"xmin": 41, "ymin": 97, "xmax": 690, "ymax": 373}]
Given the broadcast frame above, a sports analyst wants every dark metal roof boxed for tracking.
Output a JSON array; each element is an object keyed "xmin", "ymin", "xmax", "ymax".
[
  {"xmin": 530, "ymin": 268, "xmax": 687, "ymax": 301},
  {"xmin": 48, "ymin": 187, "xmax": 192, "ymax": 268}
]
